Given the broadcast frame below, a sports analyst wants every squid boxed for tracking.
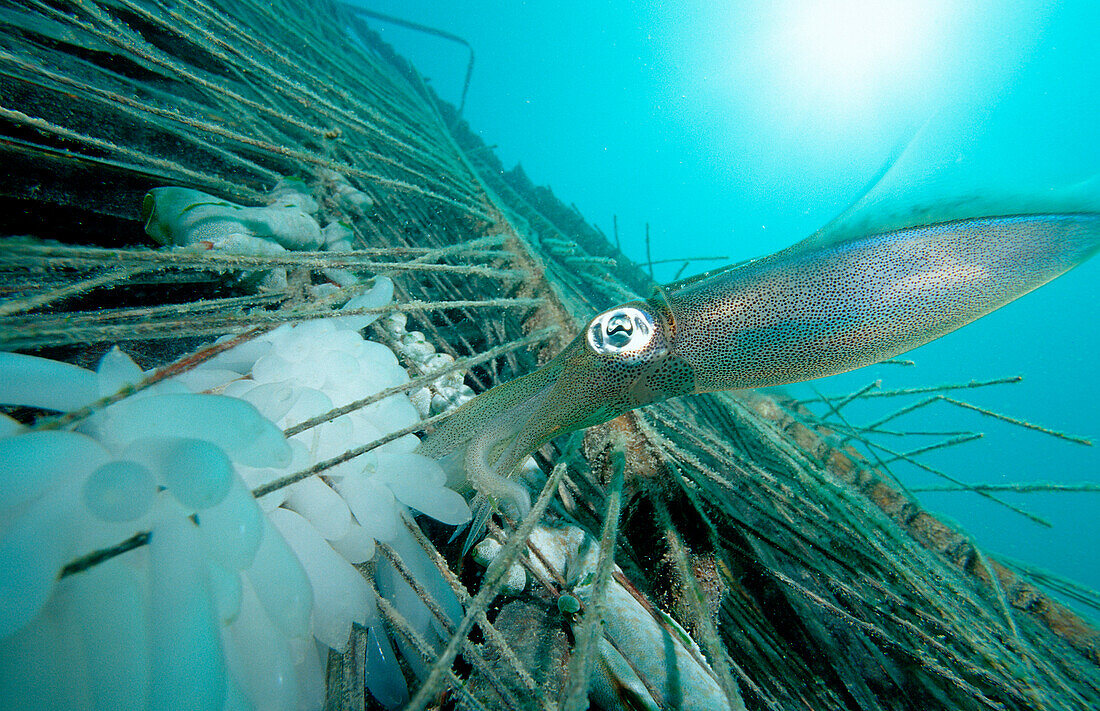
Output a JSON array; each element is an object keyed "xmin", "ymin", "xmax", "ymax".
[{"xmin": 417, "ymin": 213, "xmax": 1100, "ymax": 511}]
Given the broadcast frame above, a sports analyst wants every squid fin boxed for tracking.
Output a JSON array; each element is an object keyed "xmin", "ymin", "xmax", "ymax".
[{"xmin": 786, "ymin": 112, "xmax": 1100, "ymax": 255}]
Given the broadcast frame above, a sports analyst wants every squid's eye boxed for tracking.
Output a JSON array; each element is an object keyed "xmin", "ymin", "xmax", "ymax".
[{"xmin": 587, "ymin": 307, "xmax": 656, "ymax": 355}]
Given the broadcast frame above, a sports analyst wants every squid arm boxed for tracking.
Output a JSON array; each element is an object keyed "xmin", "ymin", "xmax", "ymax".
[{"xmin": 417, "ymin": 213, "xmax": 1100, "ymax": 510}]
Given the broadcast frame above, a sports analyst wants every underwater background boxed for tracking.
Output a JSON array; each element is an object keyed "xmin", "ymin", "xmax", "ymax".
[{"xmin": 359, "ymin": 0, "xmax": 1099, "ymax": 607}]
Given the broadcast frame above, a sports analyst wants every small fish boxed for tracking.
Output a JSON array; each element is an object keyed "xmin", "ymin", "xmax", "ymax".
[{"xmin": 418, "ymin": 213, "xmax": 1100, "ymax": 511}]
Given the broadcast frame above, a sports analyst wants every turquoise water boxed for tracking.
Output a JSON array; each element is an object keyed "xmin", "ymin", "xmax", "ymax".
[{"xmin": 361, "ymin": 1, "xmax": 1099, "ymax": 606}]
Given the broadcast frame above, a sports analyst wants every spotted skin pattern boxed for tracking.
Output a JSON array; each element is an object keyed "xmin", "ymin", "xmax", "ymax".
[
  {"xmin": 671, "ymin": 214, "xmax": 1100, "ymax": 391},
  {"xmin": 418, "ymin": 213, "xmax": 1100, "ymax": 506}
]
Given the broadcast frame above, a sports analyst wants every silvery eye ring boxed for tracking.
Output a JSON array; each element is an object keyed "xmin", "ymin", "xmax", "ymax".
[{"xmin": 587, "ymin": 306, "xmax": 656, "ymax": 356}]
